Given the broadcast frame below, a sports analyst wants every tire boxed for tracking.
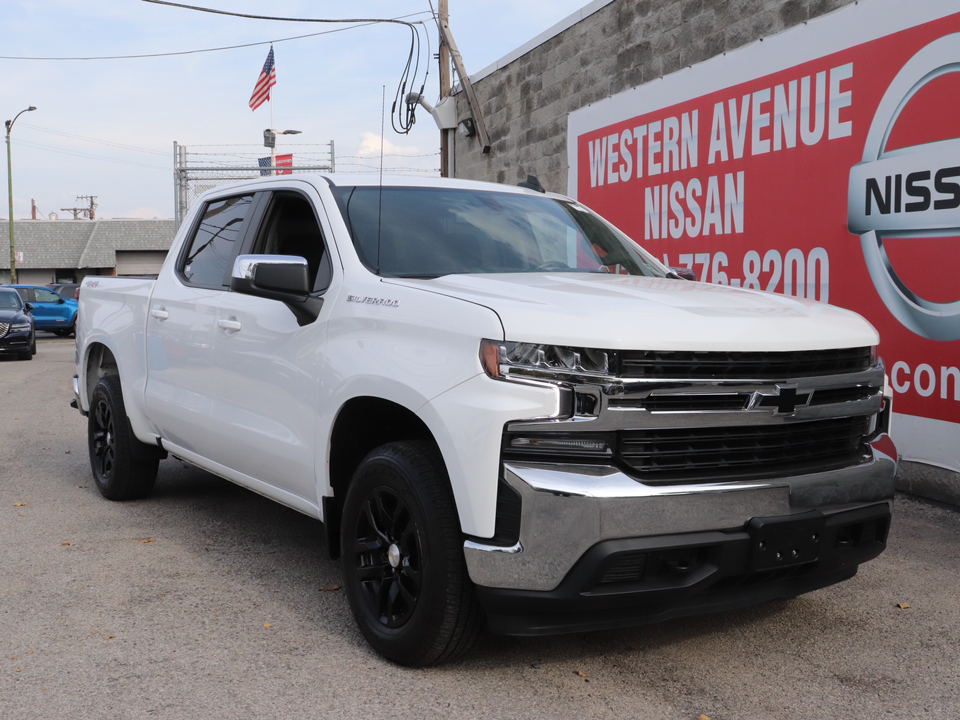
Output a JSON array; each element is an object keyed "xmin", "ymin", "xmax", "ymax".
[
  {"xmin": 340, "ymin": 441, "xmax": 483, "ymax": 666},
  {"xmin": 87, "ymin": 375, "xmax": 160, "ymax": 500},
  {"xmin": 53, "ymin": 316, "xmax": 76, "ymax": 338}
]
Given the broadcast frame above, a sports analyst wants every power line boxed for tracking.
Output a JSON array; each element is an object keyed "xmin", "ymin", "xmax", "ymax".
[
  {"xmin": 141, "ymin": 1, "xmax": 431, "ymax": 135},
  {"xmin": 19, "ymin": 123, "xmax": 168, "ymax": 156},
  {"xmin": 0, "ymin": 11, "xmax": 432, "ymax": 60},
  {"xmin": 14, "ymin": 140, "xmax": 168, "ymax": 170}
]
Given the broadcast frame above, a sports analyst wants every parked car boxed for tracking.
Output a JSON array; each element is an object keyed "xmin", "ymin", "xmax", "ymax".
[
  {"xmin": 0, "ymin": 287, "xmax": 36, "ymax": 360},
  {"xmin": 48, "ymin": 282, "xmax": 81, "ymax": 301},
  {"xmin": 9, "ymin": 285, "xmax": 78, "ymax": 336}
]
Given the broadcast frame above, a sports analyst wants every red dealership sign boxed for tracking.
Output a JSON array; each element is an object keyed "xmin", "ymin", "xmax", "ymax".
[
  {"xmin": 275, "ymin": 153, "xmax": 293, "ymax": 175},
  {"xmin": 568, "ymin": 0, "xmax": 960, "ymax": 472}
]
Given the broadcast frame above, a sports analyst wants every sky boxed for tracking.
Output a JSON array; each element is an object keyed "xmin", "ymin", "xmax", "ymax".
[{"xmin": 1, "ymin": 0, "xmax": 591, "ymax": 220}]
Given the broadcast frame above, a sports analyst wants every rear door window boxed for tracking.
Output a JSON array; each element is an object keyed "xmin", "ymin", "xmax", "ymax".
[{"xmin": 180, "ymin": 194, "xmax": 255, "ymax": 288}]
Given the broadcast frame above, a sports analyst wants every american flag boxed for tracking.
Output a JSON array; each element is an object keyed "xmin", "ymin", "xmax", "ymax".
[{"xmin": 249, "ymin": 46, "xmax": 276, "ymax": 111}]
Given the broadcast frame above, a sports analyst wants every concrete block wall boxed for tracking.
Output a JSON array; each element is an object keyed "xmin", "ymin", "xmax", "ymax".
[{"xmin": 453, "ymin": 0, "xmax": 856, "ymax": 193}]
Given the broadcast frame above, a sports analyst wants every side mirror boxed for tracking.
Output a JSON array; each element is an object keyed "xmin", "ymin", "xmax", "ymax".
[
  {"xmin": 670, "ymin": 266, "xmax": 697, "ymax": 281},
  {"xmin": 230, "ymin": 254, "xmax": 323, "ymax": 326},
  {"xmin": 24, "ymin": 302, "xmax": 34, "ymax": 312}
]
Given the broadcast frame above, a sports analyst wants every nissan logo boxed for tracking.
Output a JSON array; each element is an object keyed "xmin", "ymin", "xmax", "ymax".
[{"xmin": 847, "ymin": 33, "xmax": 960, "ymax": 342}]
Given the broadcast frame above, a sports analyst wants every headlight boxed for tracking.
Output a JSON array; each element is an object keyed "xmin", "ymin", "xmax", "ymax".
[
  {"xmin": 480, "ymin": 339, "xmax": 613, "ymax": 383},
  {"xmin": 11, "ymin": 322, "xmax": 31, "ymax": 332}
]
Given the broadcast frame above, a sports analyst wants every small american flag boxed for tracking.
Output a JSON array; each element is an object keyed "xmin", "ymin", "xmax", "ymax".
[{"xmin": 249, "ymin": 46, "xmax": 276, "ymax": 111}]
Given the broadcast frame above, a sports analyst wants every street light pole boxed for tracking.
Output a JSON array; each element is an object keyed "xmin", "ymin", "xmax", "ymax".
[
  {"xmin": 263, "ymin": 129, "xmax": 301, "ymax": 177},
  {"xmin": 6, "ymin": 105, "xmax": 36, "ymax": 284}
]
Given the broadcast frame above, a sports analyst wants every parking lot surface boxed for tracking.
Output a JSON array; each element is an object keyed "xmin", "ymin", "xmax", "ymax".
[{"xmin": 2, "ymin": 336, "xmax": 959, "ymax": 719}]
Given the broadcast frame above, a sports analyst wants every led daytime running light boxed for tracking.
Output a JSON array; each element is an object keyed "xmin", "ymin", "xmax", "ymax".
[
  {"xmin": 480, "ymin": 339, "xmax": 612, "ymax": 379},
  {"xmin": 511, "ymin": 436, "xmax": 610, "ymax": 452}
]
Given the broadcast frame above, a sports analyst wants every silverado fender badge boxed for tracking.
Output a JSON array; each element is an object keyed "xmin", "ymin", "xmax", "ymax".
[{"xmin": 346, "ymin": 294, "xmax": 400, "ymax": 308}]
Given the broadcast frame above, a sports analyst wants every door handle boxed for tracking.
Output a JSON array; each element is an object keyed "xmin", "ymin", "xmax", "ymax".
[
  {"xmin": 150, "ymin": 308, "xmax": 169, "ymax": 321},
  {"xmin": 217, "ymin": 319, "xmax": 242, "ymax": 332}
]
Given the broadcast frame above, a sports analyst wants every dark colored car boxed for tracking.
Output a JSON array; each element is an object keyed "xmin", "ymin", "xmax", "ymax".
[
  {"xmin": 9, "ymin": 285, "xmax": 79, "ymax": 336},
  {"xmin": 0, "ymin": 287, "xmax": 36, "ymax": 360},
  {"xmin": 48, "ymin": 282, "xmax": 81, "ymax": 301}
]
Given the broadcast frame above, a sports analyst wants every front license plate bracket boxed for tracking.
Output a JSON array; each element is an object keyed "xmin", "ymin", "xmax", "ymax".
[{"xmin": 747, "ymin": 510, "xmax": 826, "ymax": 572}]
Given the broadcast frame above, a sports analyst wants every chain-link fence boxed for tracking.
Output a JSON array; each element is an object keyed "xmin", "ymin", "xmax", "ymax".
[{"xmin": 173, "ymin": 141, "xmax": 335, "ymax": 226}]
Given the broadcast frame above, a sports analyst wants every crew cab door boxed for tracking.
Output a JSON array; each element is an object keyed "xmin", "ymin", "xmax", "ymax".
[
  {"xmin": 143, "ymin": 192, "xmax": 258, "ymax": 455},
  {"xmin": 208, "ymin": 185, "xmax": 338, "ymax": 505},
  {"xmin": 19, "ymin": 287, "xmax": 75, "ymax": 330}
]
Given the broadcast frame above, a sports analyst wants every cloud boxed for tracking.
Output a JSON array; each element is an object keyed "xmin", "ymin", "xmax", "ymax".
[
  {"xmin": 356, "ymin": 132, "xmax": 422, "ymax": 158},
  {"xmin": 349, "ymin": 132, "xmax": 440, "ymax": 175}
]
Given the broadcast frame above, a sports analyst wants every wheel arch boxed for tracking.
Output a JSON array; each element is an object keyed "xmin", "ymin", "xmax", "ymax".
[
  {"xmin": 79, "ymin": 338, "xmax": 159, "ymax": 449},
  {"xmin": 324, "ymin": 396, "xmax": 440, "ymax": 559},
  {"xmin": 82, "ymin": 341, "xmax": 120, "ymax": 406}
]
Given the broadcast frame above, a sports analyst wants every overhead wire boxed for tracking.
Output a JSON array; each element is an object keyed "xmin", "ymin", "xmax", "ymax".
[
  {"xmin": 0, "ymin": 11, "xmax": 433, "ymax": 61},
  {"xmin": 13, "ymin": 139, "xmax": 168, "ymax": 170},
  {"xmin": 139, "ymin": 0, "xmax": 431, "ymax": 135},
  {"xmin": 18, "ymin": 123, "xmax": 168, "ymax": 156}
]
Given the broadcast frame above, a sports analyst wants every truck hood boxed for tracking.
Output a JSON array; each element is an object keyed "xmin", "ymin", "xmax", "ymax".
[{"xmin": 386, "ymin": 273, "xmax": 879, "ymax": 351}]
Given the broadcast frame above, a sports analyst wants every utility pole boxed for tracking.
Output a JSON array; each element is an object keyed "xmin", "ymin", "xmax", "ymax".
[
  {"xmin": 61, "ymin": 195, "xmax": 97, "ymax": 220},
  {"xmin": 438, "ymin": 0, "xmax": 451, "ymax": 178},
  {"xmin": 78, "ymin": 195, "xmax": 97, "ymax": 220}
]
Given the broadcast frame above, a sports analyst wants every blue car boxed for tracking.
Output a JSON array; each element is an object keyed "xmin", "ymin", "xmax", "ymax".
[{"xmin": 9, "ymin": 285, "xmax": 79, "ymax": 337}]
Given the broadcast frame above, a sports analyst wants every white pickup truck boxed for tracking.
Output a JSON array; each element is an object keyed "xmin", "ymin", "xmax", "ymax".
[{"xmin": 73, "ymin": 174, "xmax": 896, "ymax": 666}]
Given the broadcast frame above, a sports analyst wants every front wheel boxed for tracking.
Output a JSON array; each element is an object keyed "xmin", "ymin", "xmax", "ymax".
[
  {"xmin": 340, "ymin": 441, "xmax": 482, "ymax": 666},
  {"xmin": 87, "ymin": 375, "xmax": 160, "ymax": 500}
]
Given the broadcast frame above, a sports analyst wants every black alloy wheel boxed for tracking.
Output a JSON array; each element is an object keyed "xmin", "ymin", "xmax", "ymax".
[
  {"xmin": 341, "ymin": 441, "xmax": 482, "ymax": 666},
  {"xmin": 353, "ymin": 486, "xmax": 423, "ymax": 628},
  {"xmin": 91, "ymin": 395, "xmax": 117, "ymax": 481},
  {"xmin": 87, "ymin": 375, "xmax": 160, "ymax": 500}
]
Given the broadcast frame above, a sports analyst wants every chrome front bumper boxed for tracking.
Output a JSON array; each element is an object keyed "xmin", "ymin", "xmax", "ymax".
[{"xmin": 463, "ymin": 451, "xmax": 897, "ymax": 592}]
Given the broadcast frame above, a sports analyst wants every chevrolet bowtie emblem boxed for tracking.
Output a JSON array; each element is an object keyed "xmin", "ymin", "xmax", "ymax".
[
  {"xmin": 773, "ymin": 386, "xmax": 797, "ymax": 414},
  {"xmin": 754, "ymin": 385, "xmax": 806, "ymax": 414}
]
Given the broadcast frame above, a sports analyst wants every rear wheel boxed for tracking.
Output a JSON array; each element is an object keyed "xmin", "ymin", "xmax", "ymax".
[
  {"xmin": 340, "ymin": 441, "xmax": 482, "ymax": 666},
  {"xmin": 88, "ymin": 375, "xmax": 160, "ymax": 500}
]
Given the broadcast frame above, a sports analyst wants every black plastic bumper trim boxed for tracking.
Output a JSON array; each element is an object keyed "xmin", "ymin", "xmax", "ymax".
[{"xmin": 477, "ymin": 503, "xmax": 890, "ymax": 636}]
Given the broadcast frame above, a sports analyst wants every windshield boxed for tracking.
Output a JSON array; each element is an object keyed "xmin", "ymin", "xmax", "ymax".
[
  {"xmin": 0, "ymin": 291, "xmax": 23, "ymax": 310},
  {"xmin": 331, "ymin": 186, "xmax": 670, "ymax": 279}
]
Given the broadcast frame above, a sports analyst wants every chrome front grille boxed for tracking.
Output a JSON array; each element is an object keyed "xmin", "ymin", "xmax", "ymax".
[
  {"xmin": 503, "ymin": 348, "xmax": 886, "ymax": 485},
  {"xmin": 0, "ymin": 322, "xmax": 9, "ymax": 338}
]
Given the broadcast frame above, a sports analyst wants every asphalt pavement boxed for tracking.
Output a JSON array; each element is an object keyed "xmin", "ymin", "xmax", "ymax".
[{"xmin": 1, "ymin": 336, "xmax": 958, "ymax": 719}]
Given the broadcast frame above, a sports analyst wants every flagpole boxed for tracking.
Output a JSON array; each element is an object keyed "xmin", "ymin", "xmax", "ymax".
[{"xmin": 270, "ymin": 86, "xmax": 276, "ymax": 176}]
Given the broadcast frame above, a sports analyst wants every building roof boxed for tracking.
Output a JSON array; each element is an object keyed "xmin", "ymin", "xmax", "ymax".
[{"xmin": 0, "ymin": 219, "xmax": 176, "ymax": 270}]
